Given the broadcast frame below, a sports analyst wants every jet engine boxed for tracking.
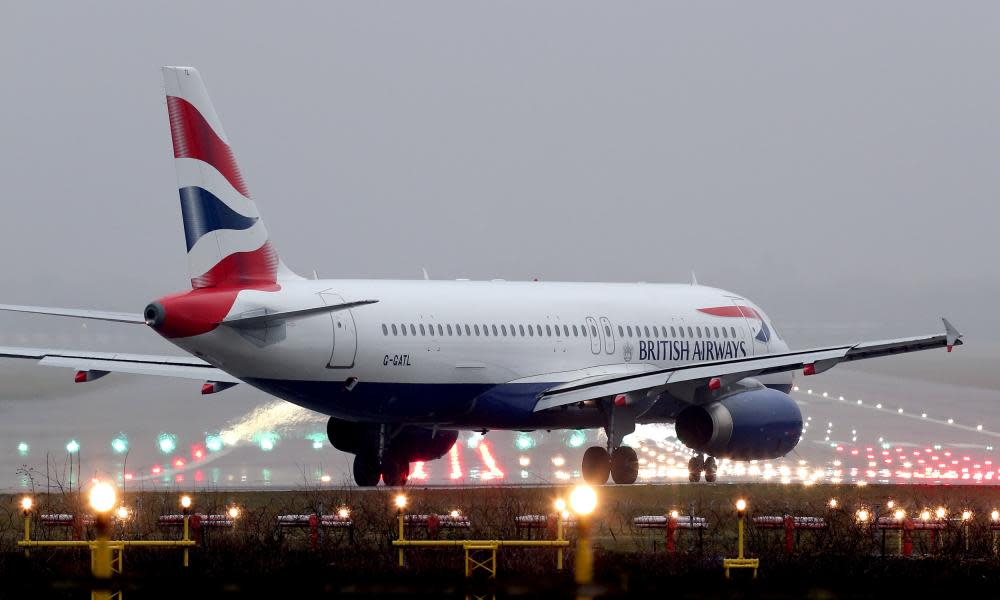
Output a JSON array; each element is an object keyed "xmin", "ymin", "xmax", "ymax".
[{"xmin": 674, "ymin": 382, "xmax": 802, "ymax": 461}]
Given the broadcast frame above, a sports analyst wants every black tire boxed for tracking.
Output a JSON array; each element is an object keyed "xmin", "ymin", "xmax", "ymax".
[
  {"xmin": 610, "ymin": 446, "xmax": 639, "ymax": 484},
  {"xmin": 582, "ymin": 446, "xmax": 611, "ymax": 485},
  {"xmin": 704, "ymin": 471, "xmax": 717, "ymax": 483},
  {"xmin": 353, "ymin": 454, "xmax": 381, "ymax": 487},
  {"xmin": 688, "ymin": 456, "xmax": 704, "ymax": 483},
  {"xmin": 382, "ymin": 455, "xmax": 410, "ymax": 487}
]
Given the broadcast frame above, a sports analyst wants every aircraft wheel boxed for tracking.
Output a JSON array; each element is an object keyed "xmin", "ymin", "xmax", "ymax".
[
  {"xmin": 704, "ymin": 457, "xmax": 718, "ymax": 483},
  {"xmin": 688, "ymin": 456, "xmax": 704, "ymax": 483},
  {"xmin": 353, "ymin": 453, "xmax": 381, "ymax": 487},
  {"xmin": 610, "ymin": 446, "xmax": 639, "ymax": 484},
  {"xmin": 381, "ymin": 454, "xmax": 410, "ymax": 487},
  {"xmin": 582, "ymin": 446, "xmax": 611, "ymax": 485}
]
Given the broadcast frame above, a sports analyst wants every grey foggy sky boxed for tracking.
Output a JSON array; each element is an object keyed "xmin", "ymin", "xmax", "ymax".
[{"xmin": 1, "ymin": 1, "xmax": 998, "ymax": 345}]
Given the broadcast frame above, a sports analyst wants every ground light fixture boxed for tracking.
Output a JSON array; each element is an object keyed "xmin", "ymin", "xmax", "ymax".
[
  {"xmin": 450, "ymin": 509, "xmax": 460, "ymax": 518},
  {"xmin": 894, "ymin": 509, "xmax": 906, "ymax": 521},
  {"xmin": 89, "ymin": 482, "xmax": 117, "ymax": 514},
  {"xmin": 856, "ymin": 509, "xmax": 870, "ymax": 523},
  {"xmin": 828, "ymin": 498, "xmax": 838, "ymax": 509},
  {"xmin": 228, "ymin": 506, "xmax": 240, "ymax": 520},
  {"xmin": 116, "ymin": 506, "xmax": 130, "ymax": 521},
  {"xmin": 20, "ymin": 496, "xmax": 33, "ymax": 514},
  {"xmin": 338, "ymin": 507, "xmax": 350, "ymax": 519},
  {"xmin": 569, "ymin": 485, "xmax": 598, "ymax": 516},
  {"xmin": 554, "ymin": 498, "xmax": 567, "ymax": 513},
  {"xmin": 180, "ymin": 495, "xmax": 192, "ymax": 510},
  {"xmin": 395, "ymin": 494, "xmax": 407, "ymax": 510},
  {"xmin": 936, "ymin": 507, "xmax": 947, "ymax": 519},
  {"xmin": 735, "ymin": 498, "xmax": 747, "ymax": 517},
  {"xmin": 992, "ymin": 510, "xmax": 999, "ymax": 522},
  {"xmin": 962, "ymin": 510, "xmax": 973, "ymax": 521}
]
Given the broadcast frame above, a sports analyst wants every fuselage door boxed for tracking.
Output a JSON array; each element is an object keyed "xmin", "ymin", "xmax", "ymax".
[
  {"xmin": 599, "ymin": 316, "xmax": 615, "ymax": 355},
  {"xmin": 321, "ymin": 291, "xmax": 358, "ymax": 368},
  {"xmin": 585, "ymin": 316, "xmax": 601, "ymax": 354},
  {"xmin": 727, "ymin": 297, "xmax": 758, "ymax": 357}
]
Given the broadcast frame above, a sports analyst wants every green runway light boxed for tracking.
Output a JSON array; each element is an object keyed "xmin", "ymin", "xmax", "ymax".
[
  {"xmin": 256, "ymin": 431, "xmax": 279, "ymax": 452},
  {"xmin": 17, "ymin": 442, "xmax": 29, "ymax": 456},
  {"xmin": 567, "ymin": 430, "xmax": 587, "ymax": 448},
  {"xmin": 205, "ymin": 434, "xmax": 224, "ymax": 453},
  {"xmin": 111, "ymin": 434, "xmax": 128, "ymax": 454},
  {"xmin": 66, "ymin": 439, "xmax": 80, "ymax": 454},
  {"xmin": 157, "ymin": 433, "xmax": 177, "ymax": 454},
  {"xmin": 305, "ymin": 432, "xmax": 326, "ymax": 450},
  {"xmin": 515, "ymin": 432, "xmax": 535, "ymax": 451}
]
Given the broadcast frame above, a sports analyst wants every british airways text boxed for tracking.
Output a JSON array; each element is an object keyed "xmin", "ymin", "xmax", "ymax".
[{"xmin": 638, "ymin": 339, "xmax": 747, "ymax": 361}]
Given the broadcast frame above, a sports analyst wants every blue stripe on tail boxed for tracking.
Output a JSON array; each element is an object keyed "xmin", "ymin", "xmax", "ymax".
[{"xmin": 179, "ymin": 186, "xmax": 258, "ymax": 251}]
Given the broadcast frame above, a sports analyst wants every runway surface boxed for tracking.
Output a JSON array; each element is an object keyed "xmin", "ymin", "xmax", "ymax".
[{"xmin": 2, "ymin": 338, "xmax": 997, "ymax": 492}]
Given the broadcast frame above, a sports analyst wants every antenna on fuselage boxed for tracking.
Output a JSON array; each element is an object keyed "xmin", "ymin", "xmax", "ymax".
[
  {"xmin": 691, "ymin": 270, "xmax": 699, "ymax": 286},
  {"xmin": 421, "ymin": 267, "xmax": 430, "ymax": 281}
]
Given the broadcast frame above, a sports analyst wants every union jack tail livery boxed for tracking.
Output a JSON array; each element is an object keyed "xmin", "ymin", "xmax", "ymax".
[{"xmin": 162, "ymin": 66, "xmax": 295, "ymax": 289}]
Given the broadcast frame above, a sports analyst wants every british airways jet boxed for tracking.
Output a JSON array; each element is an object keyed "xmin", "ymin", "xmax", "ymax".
[{"xmin": 0, "ymin": 67, "xmax": 963, "ymax": 487}]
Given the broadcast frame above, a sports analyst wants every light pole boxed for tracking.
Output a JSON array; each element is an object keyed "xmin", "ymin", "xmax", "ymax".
[
  {"xmin": 20, "ymin": 496, "xmax": 32, "ymax": 557},
  {"xmin": 180, "ymin": 495, "xmax": 192, "ymax": 567},
  {"xmin": 395, "ymin": 494, "xmax": 407, "ymax": 567},
  {"xmin": 89, "ymin": 481, "xmax": 117, "ymax": 600},
  {"xmin": 569, "ymin": 484, "xmax": 598, "ymax": 587}
]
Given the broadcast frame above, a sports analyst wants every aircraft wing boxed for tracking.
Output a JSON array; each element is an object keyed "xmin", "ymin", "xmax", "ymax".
[
  {"xmin": 533, "ymin": 319, "xmax": 962, "ymax": 412},
  {"xmin": 0, "ymin": 346, "xmax": 239, "ymax": 383}
]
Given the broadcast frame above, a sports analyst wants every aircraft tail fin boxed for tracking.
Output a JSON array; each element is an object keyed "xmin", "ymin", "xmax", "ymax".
[{"xmin": 162, "ymin": 66, "xmax": 298, "ymax": 289}]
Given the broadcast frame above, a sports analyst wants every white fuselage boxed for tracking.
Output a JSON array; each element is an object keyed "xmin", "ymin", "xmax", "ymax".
[{"xmin": 169, "ymin": 279, "xmax": 792, "ymax": 431}]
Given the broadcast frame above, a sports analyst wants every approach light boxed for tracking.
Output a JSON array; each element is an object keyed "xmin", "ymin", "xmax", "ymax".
[
  {"xmin": 669, "ymin": 509, "xmax": 679, "ymax": 519},
  {"xmin": 828, "ymin": 498, "xmax": 838, "ymax": 509},
  {"xmin": 962, "ymin": 510, "xmax": 972, "ymax": 521},
  {"xmin": 894, "ymin": 509, "xmax": 906, "ymax": 521},
  {"xmin": 991, "ymin": 510, "xmax": 999, "ymax": 522},
  {"xmin": 157, "ymin": 433, "xmax": 177, "ymax": 455},
  {"xmin": 886, "ymin": 500, "xmax": 895, "ymax": 510},
  {"xmin": 116, "ymin": 506, "xmax": 130, "ymax": 520},
  {"xmin": 111, "ymin": 435, "xmax": 128, "ymax": 455},
  {"xmin": 66, "ymin": 439, "xmax": 80, "ymax": 454},
  {"xmin": 89, "ymin": 482, "xmax": 117, "ymax": 514},
  {"xmin": 228, "ymin": 506, "xmax": 240, "ymax": 519},
  {"xmin": 554, "ymin": 498, "xmax": 567, "ymax": 513},
  {"xmin": 450, "ymin": 509, "xmax": 460, "ymax": 519},
  {"xmin": 394, "ymin": 494, "xmax": 407, "ymax": 510},
  {"xmin": 519, "ymin": 456, "xmax": 531, "ymax": 467},
  {"xmin": 180, "ymin": 495, "xmax": 192, "ymax": 510},
  {"xmin": 569, "ymin": 485, "xmax": 598, "ymax": 516},
  {"xmin": 338, "ymin": 507, "xmax": 350, "ymax": 519},
  {"xmin": 936, "ymin": 507, "xmax": 947, "ymax": 519},
  {"xmin": 567, "ymin": 430, "xmax": 587, "ymax": 448},
  {"xmin": 514, "ymin": 432, "xmax": 535, "ymax": 451},
  {"xmin": 20, "ymin": 497, "xmax": 33, "ymax": 513},
  {"xmin": 17, "ymin": 442, "xmax": 29, "ymax": 456},
  {"xmin": 920, "ymin": 510, "xmax": 931, "ymax": 521},
  {"xmin": 856, "ymin": 509, "xmax": 870, "ymax": 523},
  {"xmin": 736, "ymin": 498, "xmax": 747, "ymax": 513}
]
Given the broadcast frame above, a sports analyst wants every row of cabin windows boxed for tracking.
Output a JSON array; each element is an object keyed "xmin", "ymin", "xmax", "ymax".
[
  {"xmin": 617, "ymin": 324, "xmax": 737, "ymax": 340},
  {"xmin": 380, "ymin": 321, "xmax": 739, "ymax": 341}
]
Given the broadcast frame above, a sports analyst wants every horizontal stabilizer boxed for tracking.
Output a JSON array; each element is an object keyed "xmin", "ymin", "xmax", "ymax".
[
  {"xmin": 221, "ymin": 299, "xmax": 378, "ymax": 328},
  {"xmin": 0, "ymin": 304, "xmax": 144, "ymax": 324}
]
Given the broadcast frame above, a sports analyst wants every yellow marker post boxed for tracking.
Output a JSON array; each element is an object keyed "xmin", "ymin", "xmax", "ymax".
[
  {"xmin": 395, "ymin": 494, "xmax": 408, "ymax": 567},
  {"xmin": 554, "ymin": 498, "xmax": 567, "ymax": 571},
  {"xmin": 181, "ymin": 495, "xmax": 192, "ymax": 568},
  {"xmin": 723, "ymin": 498, "xmax": 759, "ymax": 578},
  {"xmin": 21, "ymin": 497, "xmax": 32, "ymax": 558},
  {"xmin": 89, "ymin": 482, "xmax": 117, "ymax": 600},
  {"xmin": 569, "ymin": 485, "xmax": 597, "ymax": 587}
]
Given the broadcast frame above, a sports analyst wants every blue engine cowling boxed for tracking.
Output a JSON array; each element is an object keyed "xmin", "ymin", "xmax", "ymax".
[{"xmin": 674, "ymin": 384, "xmax": 802, "ymax": 460}]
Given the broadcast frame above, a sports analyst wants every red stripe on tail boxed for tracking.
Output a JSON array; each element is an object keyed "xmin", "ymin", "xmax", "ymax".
[
  {"xmin": 190, "ymin": 241, "xmax": 280, "ymax": 289},
  {"xmin": 167, "ymin": 96, "xmax": 250, "ymax": 197}
]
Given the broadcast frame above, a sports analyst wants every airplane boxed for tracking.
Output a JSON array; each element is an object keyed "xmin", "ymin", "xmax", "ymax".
[{"xmin": 0, "ymin": 67, "xmax": 963, "ymax": 486}]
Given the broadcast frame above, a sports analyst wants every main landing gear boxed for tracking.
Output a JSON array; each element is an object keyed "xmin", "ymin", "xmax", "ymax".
[
  {"xmin": 353, "ymin": 451, "xmax": 410, "ymax": 487},
  {"xmin": 687, "ymin": 455, "xmax": 718, "ymax": 482},
  {"xmin": 582, "ymin": 399, "xmax": 639, "ymax": 485}
]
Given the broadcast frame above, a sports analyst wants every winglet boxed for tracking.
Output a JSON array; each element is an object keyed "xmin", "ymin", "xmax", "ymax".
[{"xmin": 943, "ymin": 317, "xmax": 963, "ymax": 352}]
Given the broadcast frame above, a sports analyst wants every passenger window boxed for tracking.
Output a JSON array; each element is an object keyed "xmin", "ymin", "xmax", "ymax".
[
  {"xmin": 627, "ymin": 326, "xmax": 633, "ymax": 337},
  {"xmin": 563, "ymin": 325, "xmax": 570, "ymax": 337},
  {"xmin": 714, "ymin": 326, "xmax": 719, "ymax": 338},
  {"xmin": 391, "ymin": 324, "xmax": 398, "ymax": 335},
  {"xmin": 618, "ymin": 325, "xmax": 625, "ymax": 337},
  {"xmin": 696, "ymin": 326, "xmax": 702, "ymax": 338},
  {"xmin": 581, "ymin": 325, "xmax": 588, "ymax": 337},
  {"xmin": 500, "ymin": 325, "xmax": 507, "ymax": 336},
  {"xmin": 492, "ymin": 325, "xmax": 499, "ymax": 336},
  {"xmin": 592, "ymin": 325, "xmax": 599, "ymax": 337},
  {"xmin": 604, "ymin": 325, "xmax": 612, "ymax": 338},
  {"xmin": 410, "ymin": 324, "xmax": 416, "ymax": 336},
  {"xmin": 537, "ymin": 324, "xmax": 543, "ymax": 336},
  {"xmin": 572, "ymin": 325, "xmax": 578, "ymax": 336},
  {"xmin": 382, "ymin": 324, "xmax": 388, "ymax": 336},
  {"xmin": 456, "ymin": 324, "xmax": 462, "ymax": 336},
  {"xmin": 401, "ymin": 324, "xmax": 407, "ymax": 336},
  {"xmin": 465, "ymin": 325, "xmax": 471, "ymax": 336},
  {"xmin": 662, "ymin": 326, "xmax": 668, "ymax": 337},
  {"xmin": 644, "ymin": 326, "xmax": 650, "ymax": 337},
  {"xmin": 731, "ymin": 327, "xmax": 736, "ymax": 338},
  {"xmin": 528, "ymin": 325, "xmax": 534, "ymax": 336},
  {"xmin": 546, "ymin": 325, "xmax": 552, "ymax": 336},
  {"xmin": 652, "ymin": 326, "xmax": 658, "ymax": 338},
  {"xmin": 419, "ymin": 324, "xmax": 426, "ymax": 336},
  {"xmin": 474, "ymin": 324, "xmax": 481, "ymax": 336},
  {"xmin": 520, "ymin": 325, "xmax": 526, "ymax": 336}
]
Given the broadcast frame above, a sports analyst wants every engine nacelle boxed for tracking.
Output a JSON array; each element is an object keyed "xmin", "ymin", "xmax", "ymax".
[
  {"xmin": 326, "ymin": 418, "xmax": 458, "ymax": 462},
  {"xmin": 675, "ymin": 384, "xmax": 802, "ymax": 461}
]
